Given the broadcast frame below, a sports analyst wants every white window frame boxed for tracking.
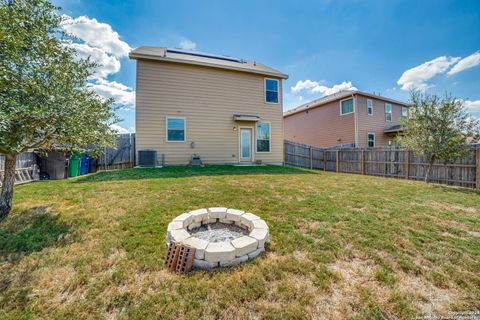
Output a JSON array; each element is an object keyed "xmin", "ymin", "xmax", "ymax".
[
  {"xmin": 367, "ymin": 132, "xmax": 376, "ymax": 148},
  {"xmin": 385, "ymin": 103, "xmax": 392, "ymax": 122},
  {"xmin": 367, "ymin": 99, "xmax": 373, "ymax": 116},
  {"xmin": 264, "ymin": 78, "xmax": 279, "ymax": 104},
  {"xmin": 339, "ymin": 97, "xmax": 355, "ymax": 115},
  {"xmin": 402, "ymin": 106, "xmax": 408, "ymax": 118},
  {"xmin": 255, "ymin": 121, "xmax": 271, "ymax": 153},
  {"xmin": 166, "ymin": 116, "xmax": 186, "ymax": 142}
]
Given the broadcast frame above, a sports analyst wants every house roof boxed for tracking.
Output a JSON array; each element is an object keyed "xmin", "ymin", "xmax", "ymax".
[
  {"xmin": 283, "ymin": 90, "xmax": 408, "ymax": 118},
  {"xmin": 129, "ymin": 46, "xmax": 288, "ymax": 79}
]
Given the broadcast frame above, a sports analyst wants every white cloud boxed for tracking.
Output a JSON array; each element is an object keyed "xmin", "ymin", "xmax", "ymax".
[
  {"xmin": 62, "ymin": 15, "xmax": 131, "ymax": 58},
  {"xmin": 68, "ymin": 42, "xmax": 121, "ymax": 79},
  {"xmin": 88, "ymin": 79, "xmax": 135, "ymax": 109},
  {"xmin": 61, "ymin": 15, "xmax": 135, "ymax": 110},
  {"xmin": 179, "ymin": 38, "xmax": 196, "ymax": 50},
  {"xmin": 397, "ymin": 56, "xmax": 460, "ymax": 91},
  {"xmin": 110, "ymin": 124, "xmax": 130, "ymax": 134},
  {"xmin": 291, "ymin": 80, "xmax": 357, "ymax": 96},
  {"xmin": 464, "ymin": 100, "xmax": 480, "ymax": 113},
  {"xmin": 447, "ymin": 51, "xmax": 480, "ymax": 76}
]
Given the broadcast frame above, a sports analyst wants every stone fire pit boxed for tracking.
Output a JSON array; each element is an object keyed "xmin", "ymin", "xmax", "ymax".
[{"xmin": 166, "ymin": 208, "xmax": 269, "ymax": 269}]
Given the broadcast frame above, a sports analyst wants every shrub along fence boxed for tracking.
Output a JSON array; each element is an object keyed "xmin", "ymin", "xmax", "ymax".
[
  {"xmin": 0, "ymin": 152, "xmax": 39, "ymax": 186},
  {"xmin": 284, "ymin": 140, "xmax": 480, "ymax": 189}
]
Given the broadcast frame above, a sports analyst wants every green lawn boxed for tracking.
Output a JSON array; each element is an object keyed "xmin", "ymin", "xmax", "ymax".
[{"xmin": 1, "ymin": 165, "xmax": 479, "ymax": 319}]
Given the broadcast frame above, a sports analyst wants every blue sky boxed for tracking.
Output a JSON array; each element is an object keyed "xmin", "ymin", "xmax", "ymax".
[{"xmin": 56, "ymin": 0, "xmax": 480, "ymax": 132}]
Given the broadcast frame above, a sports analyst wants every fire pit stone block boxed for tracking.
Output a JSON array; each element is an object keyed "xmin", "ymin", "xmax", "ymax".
[
  {"xmin": 189, "ymin": 208, "xmax": 208, "ymax": 222},
  {"xmin": 231, "ymin": 236, "xmax": 258, "ymax": 257},
  {"xmin": 170, "ymin": 229, "xmax": 191, "ymax": 243},
  {"xmin": 240, "ymin": 213, "xmax": 261, "ymax": 229},
  {"xmin": 166, "ymin": 221, "xmax": 185, "ymax": 243},
  {"xmin": 220, "ymin": 254, "xmax": 248, "ymax": 267},
  {"xmin": 208, "ymin": 207, "xmax": 228, "ymax": 219},
  {"xmin": 202, "ymin": 218, "xmax": 217, "ymax": 224},
  {"xmin": 193, "ymin": 259, "xmax": 218, "ymax": 270},
  {"xmin": 249, "ymin": 228, "xmax": 269, "ymax": 248},
  {"xmin": 204, "ymin": 242, "xmax": 236, "ymax": 263},
  {"xmin": 226, "ymin": 209, "xmax": 245, "ymax": 221},
  {"xmin": 187, "ymin": 222, "xmax": 202, "ymax": 230},
  {"xmin": 173, "ymin": 213, "xmax": 193, "ymax": 228},
  {"xmin": 183, "ymin": 237, "xmax": 209, "ymax": 259},
  {"xmin": 252, "ymin": 219, "xmax": 269, "ymax": 230}
]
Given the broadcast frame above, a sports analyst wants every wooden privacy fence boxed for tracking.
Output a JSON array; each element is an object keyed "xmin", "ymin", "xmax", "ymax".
[
  {"xmin": 284, "ymin": 140, "xmax": 480, "ymax": 189},
  {"xmin": 97, "ymin": 133, "xmax": 136, "ymax": 170},
  {"xmin": 0, "ymin": 152, "xmax": 39, "ymax": 186}
]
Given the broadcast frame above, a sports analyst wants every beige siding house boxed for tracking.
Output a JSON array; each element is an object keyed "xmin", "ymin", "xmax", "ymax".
[
  {"xmin": 284, "ymin": 91, "xmax": 408, "ymax": 148},
  {"xmin": 129, "ymin": 47, "xmax": 288, "ymax": 165}
]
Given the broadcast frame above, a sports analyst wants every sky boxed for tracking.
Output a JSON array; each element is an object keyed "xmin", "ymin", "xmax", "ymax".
[{"xmin": 55, "ymin": 0, "xmax": 480, "ymax": 133}]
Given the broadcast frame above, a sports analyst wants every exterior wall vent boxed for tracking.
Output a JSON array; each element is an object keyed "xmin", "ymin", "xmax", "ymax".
[{"xmin": 138, "ymin": 150, "xmax": 157, "ymax": 167}]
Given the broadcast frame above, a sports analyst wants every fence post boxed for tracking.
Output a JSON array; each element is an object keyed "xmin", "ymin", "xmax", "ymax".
[
  {"xmin": 405, "ymin": 149, "xmax": 410, "ymax": 180},
  {"xmin": 476, "ymin": 148, "xmax": 480, "ymax": 189},
  {"xmin": 336, "ymin": 150, "xmax": 340, "ymax": 173},
  {"xmin": 294, "ymin": 143, "xmax": 297, "ymax": 167},
  {"xmin": 361, "ymin": 149, "xmax": 365, "ymax": 174},
  {"xmin": 323, "ymin": 150, "xmax": 327, "ymax": 171},
  {"xmin": 309, "ymin": 147, "xmax": 313, "ymax": 169}
]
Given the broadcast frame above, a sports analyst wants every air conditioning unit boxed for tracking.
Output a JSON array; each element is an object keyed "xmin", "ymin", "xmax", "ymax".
[{"xmin": 138, "ymin": 150, "xmax": 157, "ymax": 167}]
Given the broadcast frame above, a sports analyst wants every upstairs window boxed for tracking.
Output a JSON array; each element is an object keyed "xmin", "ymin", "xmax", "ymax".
[
  {"xmin": 367, "ymin": 99, "xmax": 373, "ymax": 115},
  {"xmin": 340, "ymin": 98, "xmax": 354, "ymax": 115},
  {"xmin": 402, "ymin": 106, "xmax": 409, "ymax": 119},
  {"xmin": 166, "ymin": 117, "xmax": 186, "ymax": 142},
  {"xmin": 367, "ymin": 133, "xmax": 375, "ymax": 148},
  {"xmin": 256, "ymin": 122, "xmax": 271, "ymax": 152},
  {"xmin": 265, "ymin": 79, "xmax": 279, "ymax": 104},
  {"xmin": 385, "ymin": 103, "xmax": 392, "ymax": 122}
]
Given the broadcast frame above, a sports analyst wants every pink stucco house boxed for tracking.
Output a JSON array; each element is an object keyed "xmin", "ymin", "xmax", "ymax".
[{"xmin": 284, "ymin": 90, "xmax": 409, "ymax": 148}]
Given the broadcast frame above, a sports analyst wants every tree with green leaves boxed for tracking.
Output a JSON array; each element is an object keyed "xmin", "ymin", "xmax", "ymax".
[
  {"xmin": 0, "ymin": 0, "xmax": 117, "ymax": 219},
  {"xmin": 398, "ymin": 92, "xmax": 480, "ymax": 183}
]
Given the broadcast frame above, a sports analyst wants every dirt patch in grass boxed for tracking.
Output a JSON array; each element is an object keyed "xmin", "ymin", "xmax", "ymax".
[
  {"xmin": 467, "ymin": 231, "xmax": 480, "ymax": 238},
  {"xmin": 426, "ymin": 201, "xmax": 478, "ymax": 215},
  {"xmin": 313, "ymin": 251, "xmax": 462, "ymax": 319}
]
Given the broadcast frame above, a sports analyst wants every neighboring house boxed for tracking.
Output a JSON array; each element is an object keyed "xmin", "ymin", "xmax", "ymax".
[
  {"xmin": 284, "ymin": 90, "xmax": 409, "ymax": 148},
  {"xmin": 129, "ymin": 47, "xmax": 288, "ymax": 165}
]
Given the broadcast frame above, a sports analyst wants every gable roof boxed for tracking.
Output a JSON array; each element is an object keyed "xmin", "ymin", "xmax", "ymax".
[
  {"xmin": 283, "ymin": 90, "xmax": 408, "ymax": 117},
  {"xmin": 129, "ymin": 46, "xmax": 288, "ymax": 79}
]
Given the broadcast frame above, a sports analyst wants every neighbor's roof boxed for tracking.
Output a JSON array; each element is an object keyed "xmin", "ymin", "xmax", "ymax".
[
  {"xmin": 283, "ymin": 90, "xmax": 408, "ymax": 117},
  {"xmin": 384, "ymin": 124, "xmax": 403, "ymax": 133},
  {"xmin": 129, "ymin": 46, "xmax": 288, "ymax": 79}
]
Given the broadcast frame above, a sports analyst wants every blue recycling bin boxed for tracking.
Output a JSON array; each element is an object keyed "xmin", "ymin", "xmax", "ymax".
[{"xmin": 80, "ymin": 154, "xmax": 91, "ymax": 175}]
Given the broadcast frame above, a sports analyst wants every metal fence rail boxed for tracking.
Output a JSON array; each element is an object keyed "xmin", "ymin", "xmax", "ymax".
[{"xmin": 284, "ymin": 140, "xmax": 480, "ymax": 189}]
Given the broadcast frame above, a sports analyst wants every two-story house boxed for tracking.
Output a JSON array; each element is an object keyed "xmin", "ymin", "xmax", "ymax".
[
  {"xmin": 283, "ymin": 91, "xmax": 409, "ymax": 148},
  {"xmin": 129, "ymin": 47, "xmax": 288, "ymax": 165}
]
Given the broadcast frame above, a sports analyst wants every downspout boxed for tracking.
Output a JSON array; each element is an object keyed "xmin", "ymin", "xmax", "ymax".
[{"xmin": 353, "ymin": 93, "xmax": 358, "ymax": 147}]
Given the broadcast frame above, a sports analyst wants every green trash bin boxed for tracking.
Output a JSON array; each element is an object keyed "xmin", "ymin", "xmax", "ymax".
[{"xmin": 68, "ymin": 153, "xmax": 81, "ymax": 177}]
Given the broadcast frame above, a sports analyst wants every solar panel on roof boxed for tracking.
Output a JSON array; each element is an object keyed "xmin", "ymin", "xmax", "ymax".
[{"xmin": 166, "ymin": 48, "xmax": 242, "ymax": 63}]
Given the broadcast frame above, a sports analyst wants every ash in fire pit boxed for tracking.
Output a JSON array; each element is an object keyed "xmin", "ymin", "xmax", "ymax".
[{"xmin": 190, "ymin": 222, "xmax": 248, "ymax": 242}]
